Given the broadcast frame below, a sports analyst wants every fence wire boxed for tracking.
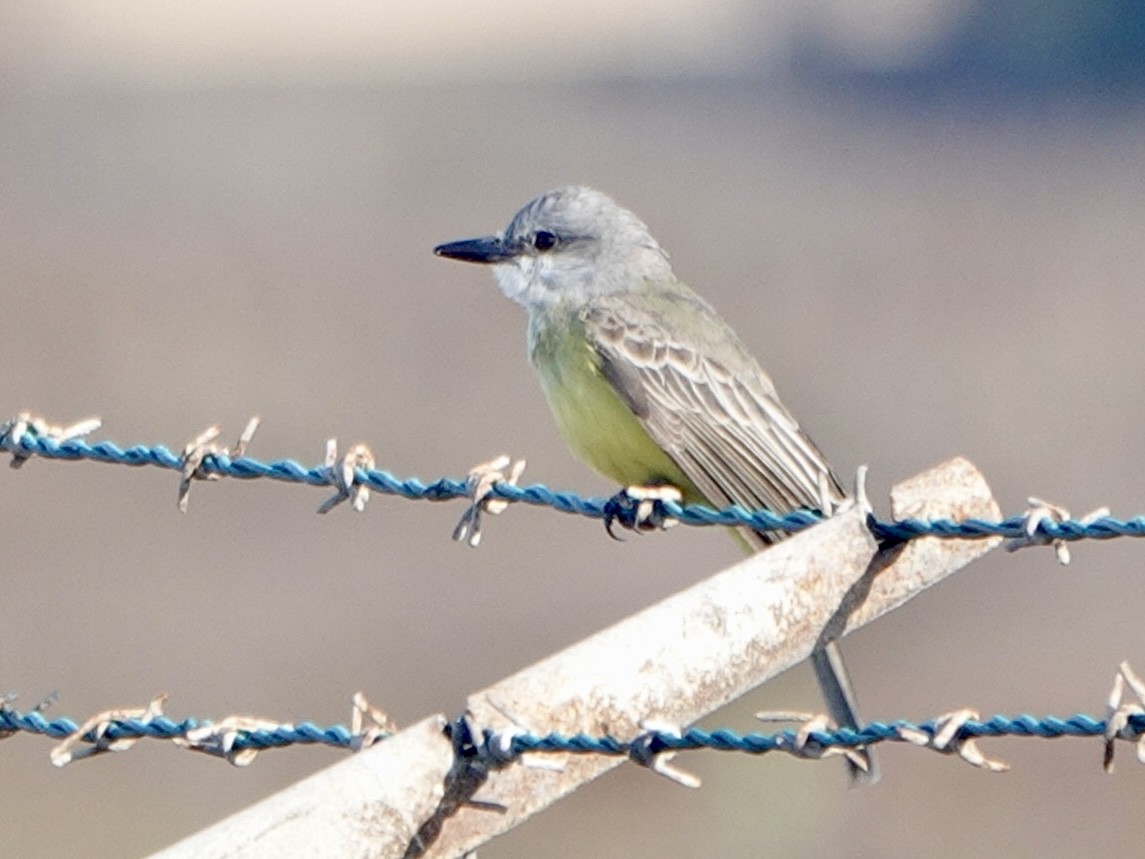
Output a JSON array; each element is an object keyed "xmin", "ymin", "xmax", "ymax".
[
  {"xmin": 4, "ymin": 414, "xmax": 1145, "ymax": 783},
  {"xmin": 5, "ymin": 691, "xmax": 1145, "ymax": 778},
  {"xmin": 0, "ymin": 416, "xmax": 1139, "ymax": 545}
]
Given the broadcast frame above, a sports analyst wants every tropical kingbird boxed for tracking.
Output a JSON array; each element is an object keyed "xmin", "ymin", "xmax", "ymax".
[{"xmin": 435, "ymin": 186, "xmax": 874, "ymax": 783}]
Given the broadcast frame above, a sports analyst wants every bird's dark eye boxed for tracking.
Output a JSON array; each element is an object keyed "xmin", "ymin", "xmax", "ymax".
[{"xmin": 533, "ymin": 230, "xmax": 557, "ymax": 251}]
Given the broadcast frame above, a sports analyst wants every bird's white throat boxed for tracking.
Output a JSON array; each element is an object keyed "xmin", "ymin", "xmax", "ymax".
[{"xmin": 492, "ymin": 254, "xmax": 592, "ymax": 311}]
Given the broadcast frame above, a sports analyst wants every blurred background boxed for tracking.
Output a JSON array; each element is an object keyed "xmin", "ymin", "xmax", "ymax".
[{"xmin": 2, "ymin": 1, "xmax": 1145, "ymax": 856}]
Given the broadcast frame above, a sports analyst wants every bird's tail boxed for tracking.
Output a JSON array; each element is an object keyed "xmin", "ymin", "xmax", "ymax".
[
  {"xmin": 811, "ymin": 640, "xmax": 879, "ymax": 785},
  {"xmin": 734, "ymin": 525, "xmax": 877, "ymax": 784}
]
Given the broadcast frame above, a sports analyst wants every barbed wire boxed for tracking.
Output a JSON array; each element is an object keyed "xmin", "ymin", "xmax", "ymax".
[
  {"xmin": 7, "ymin": 415, "xmax": 1145, "ymax": 786},
  {"xmin": 1, "ymin": 415, "xmax": 1141, "ymax": 547},
  {"xmin": 4, "ymin": 676, "xmax": 1145, "ymax": 779}
]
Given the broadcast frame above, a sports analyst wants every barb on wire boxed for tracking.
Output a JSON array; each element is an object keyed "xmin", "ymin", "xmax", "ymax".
[
  {"xmin": 452, "ymin": 454, "xmax": 528, "ymax": 547},
  {"xmin": 627, "ymin": 720, "xmax": 701, "ymax": 788},
  {"xmin": 896, "ymin": 708, "xmax": 1010, "ymax": 772},
  {"xmin": 755, "ymin": 709, "xmax": 873, "ymax": 774},
  {"xmin": 0, "ymin": 412, "xmax": 101, "ymax": 470},
  {"xmin": 178, "ymin": 418, "xmax": 260, "ymax": 512},
  {"xmin": 1005, "ymin": 497, "xmax": 1112, "ymax": 565},
  {"xmin": 317, "ymin": 439, "xmax": 376, "ymax": 514},
  {"xmin": 4, "ymin": 415, "xmax": 1145, "ymax": 546},
  {"xmin": 349, "ymin": 691, "xmax": 400, "ymax": 752},
  {"xmin": 1104, "ymin": 661, "xmax": 1145, "ymax": 773},
  {"xmin": 50, "ymin": 694, "xmax": 170, "ymax": 766}
]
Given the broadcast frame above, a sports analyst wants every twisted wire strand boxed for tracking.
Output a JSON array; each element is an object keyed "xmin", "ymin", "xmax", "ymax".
[
  {"xmin": 1, "ymin": 704, "xmax": 1137, "ymax": 757},
  {"xmin": 4, "ymin": 432, "xmax": 1143, "ymax": 542}
]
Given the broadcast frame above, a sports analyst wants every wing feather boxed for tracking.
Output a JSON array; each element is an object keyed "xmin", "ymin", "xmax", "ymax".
[{"xmin": 583, "ymin": 290, "xmax": 844, "ymax": 538}]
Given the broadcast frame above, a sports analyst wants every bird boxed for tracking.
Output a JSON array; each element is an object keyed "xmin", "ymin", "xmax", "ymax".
[{"xmin": 434, "ymin": 185, "xmax": 875, "ymax": 783}]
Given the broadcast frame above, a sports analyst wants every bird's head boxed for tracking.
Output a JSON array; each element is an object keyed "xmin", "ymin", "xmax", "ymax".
[{"xmin": 434, "ymin": 186, "xmax": 673, "ymax": 310}]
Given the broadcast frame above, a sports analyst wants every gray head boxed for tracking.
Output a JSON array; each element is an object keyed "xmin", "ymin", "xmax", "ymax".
[{"xmin": 434, "ymin": 186, "xmax": 674, "ymax": 310}]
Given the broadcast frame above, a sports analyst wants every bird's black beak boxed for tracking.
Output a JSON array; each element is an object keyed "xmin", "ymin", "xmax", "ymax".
[{"xmin": 433, "ymin": 235, "xmax": 513, "ymax": 264}]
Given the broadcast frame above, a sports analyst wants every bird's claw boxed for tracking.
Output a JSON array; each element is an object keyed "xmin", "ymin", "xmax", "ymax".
[{"xmin": 602, "ymin": 485, "xmax": 682, "ymax": 540}]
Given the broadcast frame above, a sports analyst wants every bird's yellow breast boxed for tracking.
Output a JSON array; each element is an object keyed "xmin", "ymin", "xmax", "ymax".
[{"xmin": 528, "ymin": 311, "xmax": 700, "ymax": 499}]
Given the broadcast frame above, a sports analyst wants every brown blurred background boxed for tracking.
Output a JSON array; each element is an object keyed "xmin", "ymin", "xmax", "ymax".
[{"xmin": 3, "ymin": 1, "xmax": 1145, "ymax": 856}]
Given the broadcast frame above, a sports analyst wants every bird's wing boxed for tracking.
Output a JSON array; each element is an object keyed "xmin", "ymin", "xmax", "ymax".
[
  {"xmin": 586, "ymin": 290, "xmax": 874, "ymax": 781},
  {"xmin": 583, "ymin": 289, "xmax": 844, "ymax": 542}
]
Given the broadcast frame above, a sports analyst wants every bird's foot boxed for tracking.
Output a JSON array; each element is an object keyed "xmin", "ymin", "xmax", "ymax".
[{"xmin": 602, "ymin": 485, "xmax": 682, "ymax": 540}]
